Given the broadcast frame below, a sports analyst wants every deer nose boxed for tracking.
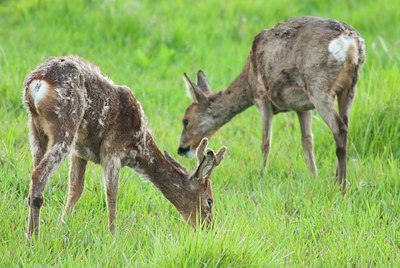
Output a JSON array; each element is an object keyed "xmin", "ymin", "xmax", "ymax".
[{"xmin": 177, "ymin": 147, "xmax": 190, "ymax": 155}]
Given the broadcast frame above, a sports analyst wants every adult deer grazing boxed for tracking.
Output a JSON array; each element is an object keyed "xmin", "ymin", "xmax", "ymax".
[
  {"xmin": 178, "ymin": 17, "xmax": 365, "ymax": 193},
  {"xmin": 23, "ymin": 56, "xmax": 226, "ymax": 239}
]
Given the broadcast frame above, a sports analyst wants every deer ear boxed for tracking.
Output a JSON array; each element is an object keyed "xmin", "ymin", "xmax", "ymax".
[
  {"xmin": 197, "ymin": 70, "xmax": 211, "ymax": 92},
  {"xmin": 183, "ymin": 73, "xmax": 209, "ymax": 106}
]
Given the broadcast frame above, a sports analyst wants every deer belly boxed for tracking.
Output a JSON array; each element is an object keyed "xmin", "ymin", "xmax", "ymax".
[
  {"xmin": 265, "ymin": 69, "xmax": 314, "ymax": 112},
  {"xmin": 269, "ymin": 86, "xmax": 314, "ymax": 112},
  {"xmin": 74, "ymin": 143, "xmax": 101, "ymax": 163}
]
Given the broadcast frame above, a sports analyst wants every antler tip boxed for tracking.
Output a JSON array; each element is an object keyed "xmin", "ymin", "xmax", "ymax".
[{"xmin": 206, "ymin": 148, "xmax": 214, "ymax": 155}]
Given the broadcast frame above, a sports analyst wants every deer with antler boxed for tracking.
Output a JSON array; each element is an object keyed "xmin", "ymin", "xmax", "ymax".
[
  {"xmin": 178, "ymin": 17, "xmax": 365, "ymax": 192},
  {"xmin": 23, "ymin": 55, "xmax": 226, "ymax": 239}
]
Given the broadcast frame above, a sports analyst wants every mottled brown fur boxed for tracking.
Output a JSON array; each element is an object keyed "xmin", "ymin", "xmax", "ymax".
[
  {"xmin": 179, "ymin": 17, "xmax": 365, "ymax": 193},
  {"xmin": 23, "ymin": 56, "xmax": 226, "ymax": 239}
]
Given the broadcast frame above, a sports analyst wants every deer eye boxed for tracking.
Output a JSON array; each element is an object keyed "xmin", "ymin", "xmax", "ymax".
[
  {"xmin": 207, "ymin": 198, "xmax": 213, "ymax": 207},
  {"xmin": 183, "ymin": 119, "xmax": 189, "ymax": 127}
]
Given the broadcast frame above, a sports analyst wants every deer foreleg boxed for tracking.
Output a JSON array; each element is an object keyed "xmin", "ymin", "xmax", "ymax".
[
  {"xmin": 297, "ymin": 111, "xmax": 318, "ymax": 176},
  {"xmin": 102, "ymin": 155, "xmax": 121, "ymax": 235},
  {"xmin": 258, "ymin": 100, "xmax": 273, "ymax": 176},
  {"xmin": 28, "ymin": 116, "xmax": 48, "ymax": 168}
]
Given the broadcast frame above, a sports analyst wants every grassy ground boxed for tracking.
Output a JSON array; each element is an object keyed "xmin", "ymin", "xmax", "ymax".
[{"xmin": 0, "ymin": 0, "xmax": 399, "ymax": 266}]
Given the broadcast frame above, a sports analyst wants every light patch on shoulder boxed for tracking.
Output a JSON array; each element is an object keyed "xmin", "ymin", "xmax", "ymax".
[
  {"xmin": 133, "ymin": 166, "xmax": 151, "ymax": 182},
  {"xmin": 328, "ymin": 35, "xmax": 356, "ymax": 62},
  {"xmin": 98, "ymin": 105, "xmax": 110, "ymax": 127},
  {"xmin": 102, "ymin": 155, "xmax": 121, "ymax": 182},
  {"xmin": 29, "ymin": 80, "xmax": 50, "ymax": 104},
  {"xmin": 257, "ymin": 74, "xmax": 263, "ymax": 84}
]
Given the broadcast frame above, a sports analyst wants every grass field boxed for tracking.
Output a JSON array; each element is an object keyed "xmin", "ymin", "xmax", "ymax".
[{"xmin": 0, "ymin": 0, "xmax": 399, "ymax": 266}]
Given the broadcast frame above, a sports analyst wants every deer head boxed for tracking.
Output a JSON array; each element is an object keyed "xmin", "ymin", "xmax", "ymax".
[
  {"xmin": 166, "ymin": 138, "xmax": 226, "ymax": 227},
  {"xmin": 178, "ymin": 71, "xmax": 217, "ymax": 158}
]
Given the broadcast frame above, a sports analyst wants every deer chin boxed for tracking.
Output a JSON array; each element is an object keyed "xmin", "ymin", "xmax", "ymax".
[{"xmin": 184, "ymin": 149, "xmax": 196, "ymax": 158}]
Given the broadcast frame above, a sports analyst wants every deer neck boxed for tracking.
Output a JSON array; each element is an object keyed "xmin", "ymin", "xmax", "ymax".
[
  {"xmin": 132, "ymin": 132, "xmax": 189, "ymax": 209},
  {"xmin": 209, "ymin": 66, "xmax": 254, "ymax": 128}
]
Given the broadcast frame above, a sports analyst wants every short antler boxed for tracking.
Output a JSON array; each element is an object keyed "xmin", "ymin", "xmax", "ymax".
[
  {"xmin": 214, "ymin": 146, "xmax": 226, "ymax": 165},
  {"xmin": 196, "ymin": 138, "xmax": 208, "ymax": 164},
  {"xmin": 196, "ymin": 138, "xmax": 226, "ymax": 167}
]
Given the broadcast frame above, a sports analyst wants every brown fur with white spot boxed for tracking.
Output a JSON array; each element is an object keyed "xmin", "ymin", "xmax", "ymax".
[
  {"xmin": 23, "ymin": 56, "xmax": 226, "ymax": 239},
  {"xmin": 178, "ymin": 17, "xmax": 365, "ymax": 193}
]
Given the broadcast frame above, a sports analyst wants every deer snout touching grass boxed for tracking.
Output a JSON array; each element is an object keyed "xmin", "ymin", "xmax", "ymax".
[
  {"xmin": 178, "ymin": 16, "xmax": 365, "ymax": 193},
  {"xmin": 23, "ymin": 56, "xmax": 226, "ymax": 239}
]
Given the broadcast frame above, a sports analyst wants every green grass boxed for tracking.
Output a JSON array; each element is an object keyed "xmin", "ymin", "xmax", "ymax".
[{"xmin": 1, "ymin": 0, "xmax": 399, "ymax": 266}]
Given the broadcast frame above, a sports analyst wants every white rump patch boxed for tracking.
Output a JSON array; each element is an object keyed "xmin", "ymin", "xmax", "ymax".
[
  {"xmin": 328, "ymin": 35, "xmax": 356, "ymax": 62},
  {"xmin": 29, "ymin": 80, "xmax": 50, "ymax": 104}
]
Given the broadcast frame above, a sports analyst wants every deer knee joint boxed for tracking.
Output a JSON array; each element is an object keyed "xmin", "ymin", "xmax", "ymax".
[
  {"xmin": 342, "ymin": 116, "xmax": 349, "ymax": 127},
  {"xmin": 336, "ymin": 147, "xmax": 346, "ymax": 158},
  {"xmin": 302, "ymin": 135, "xmax": 313, "ymax": 146},
  {"xmin": 261, "ymin": 142, "xmax": 270, "ymax": 154},
  {"xmin": 29, "ymin": 196, "xmax": 43, "ymax": 208}
]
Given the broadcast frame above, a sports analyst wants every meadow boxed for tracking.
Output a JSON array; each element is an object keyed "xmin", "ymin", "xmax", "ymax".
[{"xmin": 0, "ymin": 0, "xmax": 399, "ymax": 266}]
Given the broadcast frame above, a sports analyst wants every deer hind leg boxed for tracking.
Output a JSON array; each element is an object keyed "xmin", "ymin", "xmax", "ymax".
[
  {"xmin": 307, "ymin": 85, "xmax": 348, "ymax": 193},
  {"xmin": 28, "ymin": 116, "xmax": 49, "ymax": 167},
  {"xmin": 61, "ymin": 153, "xmax": 87, "ymax": 224},
  {"xmin": 27, "ymin": 128, "xmax": 76, "ymax": 239},
  {"xmin": 258, "ymin": 100, "xmax": 273, "ymax": 176},
  {"xmin": 335, "ymin": 78, "xmax": 357, "ymax": 179},
  {"xmin": 297, "ymin": 111, "xmax": 318, "ymax": 176},
  {"xmin": 25, "ymin": 76, "xmax": 86, "ymax": 239},
  {"xmin": 101, "ymin": 155, "xmax": 121, "ymax": 235}
]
